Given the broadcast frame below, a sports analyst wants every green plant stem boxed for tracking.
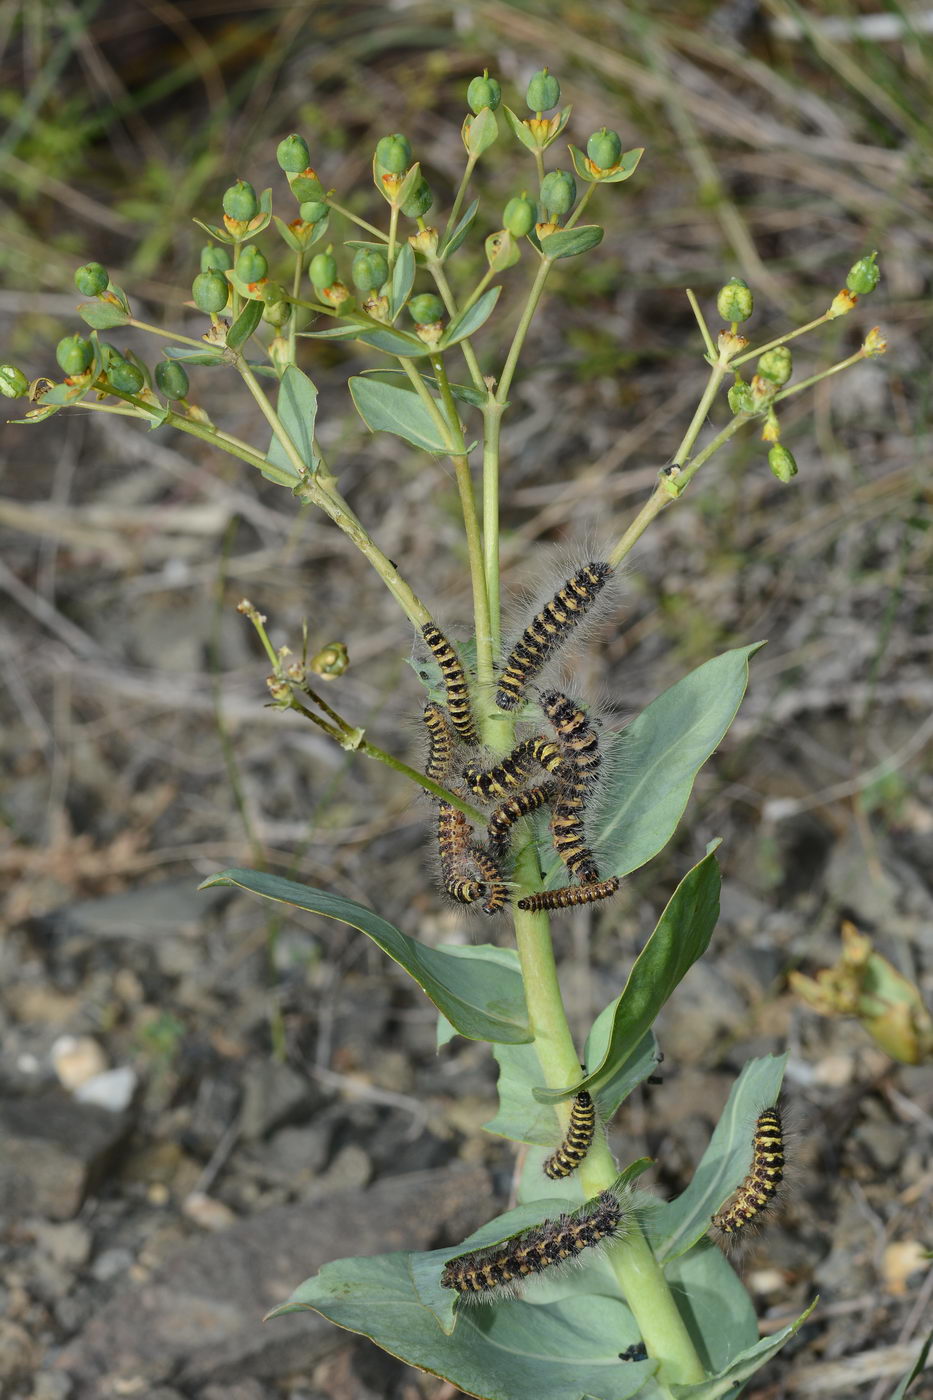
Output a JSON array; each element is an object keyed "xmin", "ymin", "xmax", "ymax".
[
  {"xmin": 773, "ymin": 347, "xmax": 867, "ymax": 402},
  {"xmin": 731, "ymin": 309, "xmax": 833, "ymax": 368},
  {"xmin": 497, "ymin": 256, "xmax": 553, "ymax": 404},
  {"xmin": 426, "ymin": 257, "xmax": 485, "ymax": 392},
  {"xmin": 326, "ymin": 199, "xmax": 388, "ymax": 241},
  {"xmin": 287, "ymin": 251, "xmax": 303, "ymax": 364},
  {"xmin": 127, "ymin": 318, "xmax": 214, "ymax": 350},
  {"xmin": 562, "ymin": 182, "xmax": 596, "ymax": 231},
  {"xmin": 399, "ymin": 356, "xmax": 459, "ymax": 449},
  {"xmin": 444, "ymin": 154, "xmax": 477, "ymax": 243},
  {"xmin": 672, "ymin": 362, "xmax": 729, "ymax": 466},
  {"xmin": 685, "ymin": 289, "xmax": 717, "ymax": 360},
  {"xmin": 387, "ymin": 203, "xmax": 399, "ymax": 268},
  {"xmin": 481, "ymin": 400, "xmax": 505, "ymax": 654}
]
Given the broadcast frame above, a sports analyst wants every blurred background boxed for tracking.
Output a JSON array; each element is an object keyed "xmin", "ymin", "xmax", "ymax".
[{"xmin": 0, "ymin": 3, "xmax": 931, "ymax": 1398}]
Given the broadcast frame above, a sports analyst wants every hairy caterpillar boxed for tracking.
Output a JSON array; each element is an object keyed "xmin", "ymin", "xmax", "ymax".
[
  {"xmin": 517, "ymin": 877, "xmax": 620, "ymax": 912},
  {"xmin": 711, "ymin": 1106, "xmax": 785, "ymax": 1239},
  {"xmin": 549, "ymin": 802, "xmax": 601, "ymax": 883},
  {"xmin": 495, "ymin": 562, "xmax": 612, "ymax": 711},
  {"xmin": 441, "ymin": 1189, "xmax": 626, "ymax": 1300},
  {"xmin": 422, "ymin": 700, "xmax": 456, "ymax": 783},
  {"xmin": 421, "ymin": 623, "xmax": 479, "ymax": 746},
  {"xmin": 486, "ymin": 782, "xmax": 556, "ymax": 858},
  {"xmin": 468, "ymin": 842, "xmax": 509, "ymax": 915},
  {"xmin": 436, "ymin": 800, "xmax": 506, "ymax": 914},
  {"xmin": 541, "ymin": 690, "xmax": 602, "ymax": 792},
  {"xmin": 543, "ymin": 1090, "xmax": 597, "ymax": 1179},
  {"xmin": 462, "ymin": 736, "xmax": 563, "ymax": 800}
]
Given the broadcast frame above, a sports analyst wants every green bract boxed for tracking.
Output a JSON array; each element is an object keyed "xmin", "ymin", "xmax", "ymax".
[
  {"xmin": 467, "ymin": 73, "xmax": 501, "ymax": 113},
  {"xmin": 526, "ymin": 66, "xmax": 560, "ymax": 112},
  {"xmin": 539, "ymin": 169, "xmax": 576, "ymax": 217},
  {"xmin": 846, "ymin": 251, "xmax": 880, "ymax": 295},
  {"xmin": 717, "ymin": 277, "xmax": 754, "ymax": 323},
  {"xmin": 74, "ymin": 261, "xmax": 108, "ymax": 297},
  {"xmin": 155, "ymin": 360, "xmax": 189, "ymax": 400},
  {"xmin": 375, "ymin": 133, "xmax": 412, "ymax": 174},
  {"xmin": 276, "ymin": 133, "xmax": 310, "ymax": 173},
  {"xmin": 192, "ymin": 270, "xmax": 229, "ymax": 313},
  {"xmin": 222, "ymin": 179, "xmax": 259, "ymax": 221},
  {"xmin": 55, "ymin": 335, "xmax": 93, "ymax": 375}
]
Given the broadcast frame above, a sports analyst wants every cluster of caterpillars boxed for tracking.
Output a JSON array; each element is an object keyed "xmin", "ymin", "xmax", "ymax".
[{"xmin": 420, "ymin": 562, "xmax": 620, "ymax": 915}]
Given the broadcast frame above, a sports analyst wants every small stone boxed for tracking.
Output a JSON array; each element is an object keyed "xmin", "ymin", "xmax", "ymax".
[
  {"xmin": 304, "ymin": 1143, "xmax": 371, "ymax": 1200},
  {"xmin": 90, "ymin": 1247, "xmax": 134, "ymax": 1282},
  {"xmin": 51, "ymin": 1036, "xmax": 108, "ymax": 1091},
  {"xmin": 0, "ymin": 1094, "xmax": 131, "ymax": 1219},
  {"xmin": 239, "ymin": 1060, "xmax": 317, "ymax": 1141},
  {"xmin": 30, "ymin": 1371, "xmax": 74, "ymax": 1400},
  {"xmin": 0, "ymin": 1319, "xmax": 36, "ymax": 1387},
  {"xmin": 198, "ymin": 1381, "xmax": 266, "ymax": 1400},
  {"xmin": 32, "ymin": 1221, "xmax": 92, "ymax": 1270},
  {"xmin": 182, "ymin": 1193, "xmax": 237, "ymax": 1232},
  {"xmin": 74, "ymin": 1067, "xmax": 137, "ymax": 1114}
]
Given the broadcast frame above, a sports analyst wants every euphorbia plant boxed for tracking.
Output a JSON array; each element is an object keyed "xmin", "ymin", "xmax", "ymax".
[{"xmin": 3, "ymin": 63, "xmax": 889, "ymax": 1400}]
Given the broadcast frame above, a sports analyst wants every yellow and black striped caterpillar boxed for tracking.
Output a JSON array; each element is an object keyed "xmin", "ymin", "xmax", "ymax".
[
  {"xmin": 544, "ymin": 1089, "xmax": 597, "ymax": 1178},
  {"xmin": 495, "ymin": 562, "xmax": 612, "ymax": 711},
  {"xmin": 462, "ymin": 736, "xmax": 563, "ymax": 800},
  {"xmin": 711, "ymin": 1106, "xmax": 785, "ymax": 1239},
  {"xmin": 549, "ymin": 801, "xmax": 601, "ymax": 883},
  {"xmin": 486, "ymin": 783, "xmax": 556, "ymax": 858},
  {"xmin": 437, "ymin": 800, "xmax": 507, "ymax": 914},
  {"xmin": 421, "ymin": 623, "xmax": 479, "ymax": 746},
  {"xmin": 518, "ymin": 876, "xmax": 620, "ymax": 912},
  {"xmin": 541, "ymin": 690, "xmax": 601, "ymax": 792},
  {"xmin": 422, "ymin": 700, "xmax": 456, "ymax": 783},
  {"xmin": 468, "ymin": 842, "xmax": 508, "ymax": 915}
]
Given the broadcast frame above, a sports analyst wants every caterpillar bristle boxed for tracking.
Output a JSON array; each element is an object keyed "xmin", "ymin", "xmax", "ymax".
[
  {"xmin": 544, "ymin": 1090, "xmax": 597, "ymax": 1178},
  {"xmin": 422, "ymin": 700, "xmax": 456, "ymax": 783},
  {"xmin": 421, "ymin": 623, "xmax": 479, "ymax": 746},
  {"xmin": 711, "ymin": 1105, "xmax": 785, "ymax": 1241},
  {"xmin": 495, "ymin": 562, "xmax": 612, "ymax": 712},
  {"xmin": 517, "ymin": 876, "xmax": 620, "ymax": 912}
]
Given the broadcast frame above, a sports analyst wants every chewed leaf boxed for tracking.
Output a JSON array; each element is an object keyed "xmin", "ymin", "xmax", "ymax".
[{"xmin": 199, "ymin": 869, "xmax": 530, "ymax": 1044}]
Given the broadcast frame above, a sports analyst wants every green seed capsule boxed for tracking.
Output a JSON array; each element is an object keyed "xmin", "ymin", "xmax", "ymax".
[
  {"xmin": 276, "ymin": 133, "xmax": 310, "ymax": 173},
  {"xmin": 757, "ymin": 346, "xmax": 793, "ymax": 386},
  {"xmin": 104, "ymin": 354, "xmax": 144, "ymax": 394},
  {"xmin": 846, "ymin": 251, "xmax": 880, "ymax": 296},
  {"xmin": 586, "ymin": 127, "xmax": 622, "ymax": 170},
  {"xmin": 235, "ymin": 244, "xmax": 268, "ymax": 283},
  {"xmin": 351, "ymin": 249, "xmax": 389, "ymax": 293},
  {"xmin": 408, "ymin": 293, "xmax": 444, "ymax": 325},
  {"xmin": 0, "ymin": 364, "xmax": 29, "ymax": 398},
  {"xmin": 309, "ymin": 252, "xmax": 338, "ymax": 291},
  {"xmin": 401, "ymin": 176, "xmax": 433, "ymax": 218},
  {"xmin": 200, "ymin": 244, "xmax": 233, "ymax": 273},
  {"xmin": 467, "ymin": 73, "xmax": 501, "ymax": 113},
  {"xmin": 539, "ymin": 169, "xmax": 576, "ymax": 217},
  {"xmin": 717, "ymin": 277, "xmax": 754, "ymax": 323},
  {"xmin": 526, "ymin": 67, "xmax": 560, "ymax": 112},
  {"xmin": 768, "ymin": 445, "xmax": 798, "ymax": 482},
  {"xmin": 728, "ymin": 379, "xmax": 755, "ymax": 415},
  {"xmin": 74, "ymin": 262, "xmax": 108, "ymax": 297},
  {"xmin": 222, "ymin": 180, "xmax": 259, "ymax": 222},
  {"xmin": 503, "ymin": 193, "xmax": 536, "ymax": 238},
  {"xmin": 375, "ymin": 133, "xmax": 412, "ymax": 174},
  {"xmin": 55, "ymin": 335, "xmax": 94, "ymax": 376},
  {"xmin": 298, "ymin": 200, "xmax": 327, "ymax": 223},
  {"xmin": 192, "ymin": 270, "xmax": 230, "ymax": 313},
  {"xmin": 155, "ymin": 360, "xmax": 189, "ymax": 400}
]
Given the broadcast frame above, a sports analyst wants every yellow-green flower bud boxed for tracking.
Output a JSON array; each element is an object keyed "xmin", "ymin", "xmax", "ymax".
[
  {"xmin": 222, "ymin": 180, "xmax": 259, "ymax": 222},
  {"xmin": 757, "ymin": 345, "xmax": 793, "ymax": 386},
  {"xmin": 74, "ymin": 262, "xmax": 108, "ymax": 297},
  {"xmin": 155, "ymin": 360, "xmax": 189, "ymax": 400},
  {"xmin": 298, "ymin": 200, "xmax": 327, "ymax": 223},
  {"xmin": 768, "ymin": 444, "xmax": 798, "ymax": 482},
  {"xmin": 310, "ymin": 642, "xmax": 349, "ymax": 679},
  {"xmin": 375, "ymin": 134, "xmax": 412, "ymax": 174},
  {"xmin": 761, "ymin": 408, "xmax": 780, "ymax": 443},
  {"xmin": 309, "ymin": 251, "xmax": 338, "ymax": 292},
  {"xmin": 55, "ymin": 335, "xmax": 93, "ymax": 376},
  {"xmin": 727, "ymin": 379, "xmax": 754, "ymax": 415},
  {"xmin": 0, "ymin": 364, "xmax": 29, "ymax": 398},
  {"xmin": 192, "ymin": 270, "xmax": 229, "ymax": 313},
  {"xmin": 467, "ymin": 73, "xmax": 501, "ymax": 113},
  {"xmin": 352, "ymin": 248, "xmax": 389, "ymax": 293},
  {"xmin": 828, "ymin": 288, "xmax": 858, "ymax": 318},
  {"xmin": 276, "ymin": 133, "xmax": 310, "ymax": 173},
  {"xmin": 716, "ymin": 277, "xmax": 753, "ymax": 323},
  {"xmin": 526, "ymin": 67, "xmax": 560, "ymax": 112},
  {"xmin": 503, "ymin": 193, "xmax": 536, "ymax": 238},
  {"xmin": 846, "ymin": 251, "xmax": 879, "ymax": 296},
  {"xmin": 408, "ymin": 293, "xmax": 444, "ymax": 326},
  {"xmin": 235, "ymin": 244, "xmax": 268, "ymax": 284},
  {"xmin": 401, "ymin": 177, "xmax": 433, "ymax": 219},
  {"xmin": 539, "ymin": 169, "xmax": 576, "ymax": 217},
  {"xmin": 862, "ymin": 326, "xmax": 888, "ymax": 357},
  {"xmin": 200, "ymin": 244, "xmax": 232, "ymax": 273},
  {"xmin": 586, "ymin": 127, "xmax": 622, "ymax": 170},
  {"xmin": 408, "ymin": 226, "xmax": 439, "ymax": 257}
]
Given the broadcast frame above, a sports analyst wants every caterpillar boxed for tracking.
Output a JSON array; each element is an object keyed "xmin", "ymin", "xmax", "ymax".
[
  {"xmin": 549, "ymin": 802, "xmax": 601, "ymax": 883},
  {"xmin": 518, "ymin": 877, "xmax": 620, "ymax": 912},
  {"xmin": 437, "ymin": 801, "xmax": 484, "ymax": 905},
  {"xmin": 487, "ymin": 783, "xmax": 556, "ymax": 859},
  {"xmin": 541, "ymin": 690, "xmax": 602, "ymax": 792},
  {"xmin": 543, "ymin": 1090, "xmax": 597, "ymax": 1179},
  {"xmin": 441, "ymin": 1189, "xmax": 625, "ymax": 1300},
  {"xmin": 468, "ymin": 843, "xmax": 508, "ymax": 915},
  {"xmin": 422, "ymin": 701, "xmax": 456, "ymax": 783},
  {"xmin": 463, "ymin": 736, "xmax": 563, "ymax": 801},
  {"xmin": 711, "ymin": 1105, "xmax": 785, "ymax": 1239},
  {"xmin": 421, "ymin": 623, "xmax": 479, "ymax": 746},
  {"xmin": 495, "ymin": 562, "xmax": 612, "ymax": 711}
]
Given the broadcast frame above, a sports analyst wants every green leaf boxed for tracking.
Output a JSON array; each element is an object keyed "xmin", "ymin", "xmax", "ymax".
[
  {"xmin": 163, "ymin": 346, "xmax": 226, "ymax": 366},
  {"xmin": 584, "ymin": 1027, "xmax": 661, "ymax": 1122},
  {"xmin": 664, "ymin": 1239, "xmax": 760, "ymax": 1380},
  {"xmin": 464, "ymin": 106, "xmax": 499, "ymax": 158},
  {"xmin": 265, "ymin": 365, "xmax": 319, "ymax": 482},
  {"xmin": 77, "ymin": 300, "xmax": 130, "ymax": 329},
  {"xmin": 349, "ymin": 375, "xmax": 449, "ymax": 453},
  {"xmin": 650, "ymin": 1053, "xmax": 788, "ymax": 1262},
  {"xmin": 539, "ymin": 225, "xmax": 604, "ymax": 261},
  {"xmin": 568, "ymin": 145, "xmax": 645, "ymax": 186},
  {"xmin": 889, "ymin": 1328, "xmax": 933, "ymax": 1400},
  {"xmin": 358, "ymin": 368, "xmax": 488, "ymax": 410},
  {"xmin": 501, "ymin": 104, "xmax": 538, "ymax": 152},
  {"xmin": 355, "ymin": 325, "xmax": 429, "ymax": 356},
  {"xmin": 567, "ymin": 642, "xmax": 764, "ymax": 884},
  {"xmin": 535, "ymin": 852, "xmax": 721, "ymax": 1106},
  {"xmin": 192, "ymin": 216, "xmax": 236, "ymax": 244},
  {"xmin": 436, "ymin": 945, "xmax": 522, "ymax": 1048},
  {"xmin": 440, "ymin": 285, "xmax": 501, "ymax": 348},
  {"xmin": 226, "ymin": 297, "xmax": 263, "ymax": 350},
  {"xmin": 389, "ymin": 243, "xmax": 415, "ymax": 318},
  {"xmin": 198, "ymin": 869, "xmax": 530, "ymax": 1043},
  {"xmin": 670, "ymin": 1298, "xmax": 818, "ymax": 1399},
  {"xmin": 441, "ymin": 197, "xmax": 479, "ymax": 258},
  {"xmin": 487, "ymin": 1040, "xmax": 569, "ymax": 1146}
]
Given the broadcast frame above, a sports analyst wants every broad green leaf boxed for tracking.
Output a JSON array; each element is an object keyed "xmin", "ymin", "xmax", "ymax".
[
  {"xmin": 663, "ymin": 1239, "xmax": 759, "ymax": 1378},
  {"xmin": 355, "ymin": 325, "xmax": 429, "ymax": 356},
  {"xmin": 670, "ymin": 1298, "xmax": 818, "ymax": 1399},
  {"xmin": 436, "ymin": 945, "xmax": 521, "ymax": 1049},
  {"xmin": 349, "ymin": 374, "xmax": 449, "ymax": 453},
  {"xmin": 583, "ymin": 1026, "xmax": 661, "ymax": 1122},
  {"xmin": 264, "ymin": 364, "xmax": 318, "ymax": 482},
  {"xmin": 192, "ymin": 216, "xmax": 234, "ymax": 244},
  {"xmin": 226, "ymin": 297, "xmax": 263, "ymax": 350},
  {"xmin": 299, "ymin": 323, "xmax": 366, "ymax": 340},
  {"xmin": 198, "ymin": 869, "xmax": 530, "ymax": 1044},
  {"xmin": 77, "ymin": 300, "xmax": 130, "ymax": 329},
  {"xmin": 440, "ymin": 286, "xmax": 501, "ymax": 348},
  {"xmin": 464, "ymin": 106, "xmax": 499, "ymax": 158},
  {"xmin": 389, "ymin": 243, "xmax": 415, "ymax": 317},
  {"xmin": 502, "ymin": 104, "xmax": 539, "ymax": 152},
  {"xmin": 539, "ymin": 225, "xmax": 604, "ymax": 261},
  {"xmin": 889, "ymin": 1328, "xmax": 933, "ymax": 1400},
  {"xmin": 441, "ymin": 197, "xmax": 479, "ymax": 258},
  {"xmin": 568, "ymin": 145, "xmax": 645, "ymax": 186},
  {"xmin": 550, "ymin": 642, "xmax": 764, "ymax": 884},
  {"xmin": 535, "ymin": 853, "xmax": 721, "ymax": 1106},
  {"xmin": 487, "ymin": 1040, "xmax": 564, "ymax": 1146},
  {"xmin": 650, "ymin": 1054, "xmax": 788, "ymax": 1262},
  {"xmin": 163, "ymin": 345, "xmax": 226, "ymax": 366},
  {"xmin": 358, "ymin": 368, "xmax": 488, "ymax": 410}
]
